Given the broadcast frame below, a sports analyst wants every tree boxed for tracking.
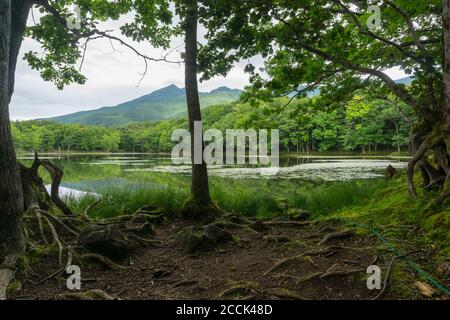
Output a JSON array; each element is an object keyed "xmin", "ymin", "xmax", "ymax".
[
  {"xmin": 200, "ymin": 0, "xmax": 450, "ymax": 203},
  {"xmin": 100, "ymin": 131, "xmax": 121, "ymax": 152},
  {"xmin": 1, "ymin": 0, "xmax": 170, "ymax": 299},
  {"xmin": 0, "ymin": 1, "xmax": 33, "ymax": 299},
  {"xmin": 122, "ymin": 0, "xmax": 222, "ymax": 220},
  {"xmin": 183, "ymin": 0, "xmax": 212, "ymax": 211}
]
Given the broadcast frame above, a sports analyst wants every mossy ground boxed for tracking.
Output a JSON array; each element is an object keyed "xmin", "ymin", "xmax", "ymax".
[
  {"xmin": 314, "ymin": 174, "xmax": 450, "ymax": 298},
  {"xmin": 321, "ymin": 175, "xmax": 449, "ymax": 259}
]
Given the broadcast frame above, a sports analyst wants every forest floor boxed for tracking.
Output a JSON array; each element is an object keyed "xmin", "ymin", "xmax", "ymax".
[{"xmin": 9, "ymin": 216, "xmax": 449, "ymax": 300}]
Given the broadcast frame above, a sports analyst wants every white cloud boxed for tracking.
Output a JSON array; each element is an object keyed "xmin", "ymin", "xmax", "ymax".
[{"xmin": 9, "ymin": 10, "xmax": 406, "ymax": 121}]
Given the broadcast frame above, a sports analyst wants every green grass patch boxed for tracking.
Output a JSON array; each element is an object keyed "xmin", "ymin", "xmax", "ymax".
[
  {"xmin": 67, "ymin": 178, "xmax": 387, "ymax": 219},
  {"xmin": 325, "ymin": 175, "xmax": 450, "ymax": 259}
]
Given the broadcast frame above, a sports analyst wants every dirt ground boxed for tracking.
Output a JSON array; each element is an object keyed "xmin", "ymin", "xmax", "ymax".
[{"xmin": 10, "ymin": 217, "xmax": 448, "ymax": 300}]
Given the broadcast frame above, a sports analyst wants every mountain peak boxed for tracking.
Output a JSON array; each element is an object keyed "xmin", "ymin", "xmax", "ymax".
[
  {"xmin": 45, "ymin": 84, "xmax": 242, "ymax": 127},
  {"xmin": 210, "ymin": 86, "xmax": 236, "ymax": 93},
  {"xmin": 150, "ymin": 84, "xmax": 184, "ymax": 95}
]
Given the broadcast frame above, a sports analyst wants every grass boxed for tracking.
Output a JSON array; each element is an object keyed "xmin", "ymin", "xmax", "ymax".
[
  {"xmin": 66, "ymin": 172, "xmax": 448, "ymax": 259},
  {"xmin": 66, "ymin": 184, "xmax": 187, "ymax": 219},
  {"xmin": 67, "ymin": 178, "xmax": 387, "ymax": 219},
  {"xmin": 326, "ymin": 175, "xmax": 450, "ymax": 259}
]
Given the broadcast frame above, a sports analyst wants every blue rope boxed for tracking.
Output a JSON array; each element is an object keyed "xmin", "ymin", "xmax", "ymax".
[{"xmin": 345, "ymin": 220, "xmax": 450, "ymax": 296}]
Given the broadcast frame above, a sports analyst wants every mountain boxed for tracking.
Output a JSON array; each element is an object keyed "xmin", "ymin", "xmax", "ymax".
[
  {"xmin": 394, "ymin": 76, "xmax": 414, "ymax": 85},
  {"xmin": 46, "ymin": 85, "xmax": 242, "ymax": 127}
]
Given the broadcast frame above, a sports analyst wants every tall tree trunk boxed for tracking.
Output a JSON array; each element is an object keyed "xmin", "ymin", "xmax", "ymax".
[
  {"xmin": 184, "ymin": 0, "xmax": 211, "ymax": 206},
  {"xmin": 0, "ymin": 0, "xmax": 32, "ymax": 300},
  {"xmin": 435, "ymin": 0, "xmax": 450, "ymax": 203},
  {"xmin": 443, "ymin": 0, "xmax": 450, "ymax": 132}
]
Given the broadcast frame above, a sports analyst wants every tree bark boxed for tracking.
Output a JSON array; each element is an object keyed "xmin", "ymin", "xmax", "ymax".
[
  {"xmin": 0, "ymin": 0, "xmax": 32, "ymax": 300},
  {"xmin": 184, "ymin": 0, "xmax": 211, "ymax": 206},
  {"xmin": 0, "ymin": 0, "xmax": 21, "ymax": 300},
  {"xmin": 436, "ymin": 0, "xmax": 450, "ymax": 203},
  {"xmin": 443, "ymin": 0, "xmax": 450, "ymax": 115}
]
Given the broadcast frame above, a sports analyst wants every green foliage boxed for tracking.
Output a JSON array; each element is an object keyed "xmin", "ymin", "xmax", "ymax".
[
  {"xmin": 199, "ymin": 0, "xmax": 441, "ymax": 129},
  {"xmin": 12, "ymin": 92, "xmax": 413, "ymax": 153}
]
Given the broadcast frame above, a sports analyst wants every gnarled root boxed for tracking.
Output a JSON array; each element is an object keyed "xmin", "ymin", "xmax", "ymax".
[
  {"xmin": 434, "ymin": 172, "xmax": 450, "ymax": 205},
  {"xmin": 407, "ymin": 136, "xmax": 439, "ymax": 198}
]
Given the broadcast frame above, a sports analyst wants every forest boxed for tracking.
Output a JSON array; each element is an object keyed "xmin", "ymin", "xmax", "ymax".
[
  {"xmin": 0, "ymin": 0, "xmax": 449, "ymax": 305},
  {"xmin": 12, "ymin": 94, "xmax": 413, "ymax": 153}
]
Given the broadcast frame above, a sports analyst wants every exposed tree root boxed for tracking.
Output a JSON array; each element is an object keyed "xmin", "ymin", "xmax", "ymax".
[
  {"xmin": 434, "ymin": 172, "xmax": 450, "ymax": 205},
  {"xmin": 59, "ymin": 289, "xmax": 118, "ymax": 300},
  {"xmin": 81, "ymin": 254, "xmax": 129, "ymax": 270},
  {"xmin": 219, "ymin": 281, "xmax": 259, "ymax": 298},
  {"xmin": 320, "ymin": 268, "xmax": 365, "ymax": 279},
  {"xmin": 42, "ymin": 216, "xmax": 63, "ymax": 265},
  {"xmin": 294, "ymin": 268, "xmax": 365, "ymax": 283},
  {"xmin": 263, "ymin": 220, "xmax": 316, "ymax": 227},
  {"xmin": 264, "ymin": 245, "xmax": 377, "ymax": 276},
  {"xmin": 35, "ymin": 209, "xmax": 49, "ymax": 245},
  {"xmin": 39, "ymin": 158, "xmax": 74, "ymax": 216},
  {"xmin": 1, "ymin": 154, "xmax": 164, "ymax": 299},
  {"xmin": 126, "ymin": 234, "xmax": 162, "ymax": 247},
  {"xmin": 264, "ymin": 246, "xmax": 336, "ymax": 275},
  {"xmin": 35, "ymin": 267, "xmax": 65, "ymax": 285},
  {"xmin": 295, "ymin": 272, "xmax": 324, "ymax": 283},
  {"xmin": 37, "ymin": 209, "xmax": 79, "ymax": 237},
  {"xmin": 265, "ymin": 288, "xmax": 307, "ymax": 300},
  {"xmin": 319, "ymin": 229, "xmax": 356, "ymax": 245},
  {"xmin": 83, "ymin": 199, "xmax": 102, "ymax": 221},
  {"xmin": 372, "ymin": 250, "xmax": 420, "ymax": 300}
]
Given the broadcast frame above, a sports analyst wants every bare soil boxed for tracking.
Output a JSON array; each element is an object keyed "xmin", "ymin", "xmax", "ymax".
[{"xmin": 9, "ymin": 218, "xmax": 446, "ymax": 300}]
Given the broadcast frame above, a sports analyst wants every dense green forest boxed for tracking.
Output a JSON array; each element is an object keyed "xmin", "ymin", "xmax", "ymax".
[{"xmin": 13, "ymin": 94, "xmax": 413, "ymax": 154}]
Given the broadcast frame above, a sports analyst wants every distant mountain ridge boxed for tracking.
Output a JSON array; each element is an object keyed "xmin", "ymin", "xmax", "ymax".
[
  {"xmin": 45, "ymin": 85, "xmax": 242, "ymax": 127},
  {"xmin": 45, "ymin": 77, "xmax": 413, "ymax": 127}
]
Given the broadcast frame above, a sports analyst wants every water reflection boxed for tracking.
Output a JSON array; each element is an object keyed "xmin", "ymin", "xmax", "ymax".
[{"xmin": 19, "ymin": 153, "xmax": 408, "ymax": 192}]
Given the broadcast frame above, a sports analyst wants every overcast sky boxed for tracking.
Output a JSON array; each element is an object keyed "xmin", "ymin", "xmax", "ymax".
[{"xmin": 10, "ymin": 9, "xmax": 406, "ymax": 121}]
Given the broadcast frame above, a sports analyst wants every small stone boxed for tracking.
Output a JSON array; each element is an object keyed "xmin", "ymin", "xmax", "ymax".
[
  {"xmin": 436, "ymin": 261, "xmax": 450, "ymax": 277},
  {"xmin": 412, "ymin": 281, "xmax": 436, "ymax": 297},
  {"xmin": 175, "ymin": 224, "xmax": 233, "ymax": 252},
  {"xmin": 204, "ymin": 224, "xmax": 233, "ymax": 244},
  {"xmin": 175, "ymin": 226, "xmax": 207, "ymax": 252},
  {"xmin": 250, "ymin": 221, "xmax": 270, "ymax": 233}
]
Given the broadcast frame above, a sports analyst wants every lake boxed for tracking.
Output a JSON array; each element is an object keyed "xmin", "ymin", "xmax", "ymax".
[{"xmin": 18, "ymin": 153, "xmax": 409, "ymax": 198}]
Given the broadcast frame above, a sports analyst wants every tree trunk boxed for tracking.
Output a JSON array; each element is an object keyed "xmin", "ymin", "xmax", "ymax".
[
  {"xmin": 435, "ymin": 0, "xmax": 450, "ymax": 203},
  {"xmin": 0, "ymin": 0, "xmax": 32, "ymax": 300},
  {"xmin": 394, "ymin": 122, "xmax": 400, "ymax": 153},
  {"xmin": 184, "ymin": 0, "xmax": 211, "ymax": 206}
]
